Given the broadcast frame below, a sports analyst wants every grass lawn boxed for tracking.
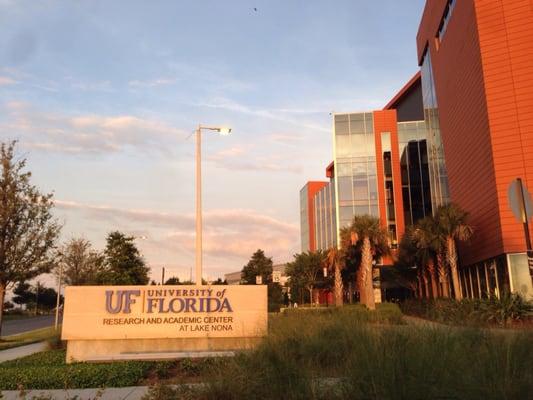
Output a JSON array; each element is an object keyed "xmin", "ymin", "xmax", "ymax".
[
  {"xmin": 1, "ymin": 303, "xmax": 532, "ymax": 399},
  {"xmin": 0, "ymin": 326, "xmax": 60, "ymax": 351}
]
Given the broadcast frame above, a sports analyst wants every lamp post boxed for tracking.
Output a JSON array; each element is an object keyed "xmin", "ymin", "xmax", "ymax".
[
  {"xmin": 195, "ymin": 125, "xmax": 232, "ymax": 286},
  {"xmin": 54, "ymin": 262, "xmax": 63, "ymax": 330}
]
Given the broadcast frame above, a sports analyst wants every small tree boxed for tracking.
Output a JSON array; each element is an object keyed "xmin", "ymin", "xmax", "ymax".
[
  {"xmin": 435, "ymin": 204, "xmax": 473, "ymax": 300},
  {"xmin": 13, "ymin": 281, "xmax": 34, "ymax": 308},
  {"xmin": 101, "ymin": 231, "xmax": 150, "ymax": 285},
  {"xmin": 164, "ymin": 277, "xmax": 180, "ymax": 285},
  {"xmin": 286, "ymin": 251, "xmax": 326, "ymax": 306},
  {"xmin": 58, "ymin": 238, "xmax": 105, "ymax": 286},
  {"xmin": 12, "ymin": 281, "xmax": 61, "ymax": 314},
  {"xmin": 241, "ymin": 249, "xmax": 273, "ymax": 284},
  {"xmin": 0, "ymin": 141, "xmax": 61, "ymax": 336},
  {"xmin": 241, "ymin": 250, "xmax": 282, "ymax": 311}
]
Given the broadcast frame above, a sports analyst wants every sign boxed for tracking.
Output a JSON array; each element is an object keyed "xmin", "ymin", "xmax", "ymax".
[
  {"xmin": 507, "ymin": 178, "xmax": 533, "ymax": 223},
  {"xmin": 256, "ymin": 275, "xmax": 262, "ymax": 285},
  {"xmin": 272, "ymin": 271, "xmax": 281, "ymax": 283},
  {"xmin": 62, "ymin": 285, "xmax": 267, "ymax": 341}
]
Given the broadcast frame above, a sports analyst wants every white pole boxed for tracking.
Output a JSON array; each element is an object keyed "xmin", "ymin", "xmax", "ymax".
[
  {"xmin": 196, "ymin": 126, "xmax": 202, "ymax": 286},
  {"xmin": 54, "ymin": 262, "xmax": 63, "ymax": 330}
]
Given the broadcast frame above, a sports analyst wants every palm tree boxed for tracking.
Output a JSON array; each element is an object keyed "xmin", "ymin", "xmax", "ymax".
[
  {"xmin": 348, "ymin": 215, "xmax": 390, "ymax": 310},
  {"xmin": 325, "ymin": 247, "xmax": 344, "ymax": 307},
  {"xmin": 435, "ymin": 203, "xmax": 473, "ymax": 300},
  {"xmin": 396, "ymin": 226, "xmax": 423, "ymax": 298},
  {"xmin": 413, "ymin": 216, "xmax": 443, "ymax": 299}
]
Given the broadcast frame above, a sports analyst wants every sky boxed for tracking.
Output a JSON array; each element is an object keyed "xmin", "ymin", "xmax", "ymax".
[{"xmin": 0, "ymin": 0, "xmax": 427, "ymax": 284}]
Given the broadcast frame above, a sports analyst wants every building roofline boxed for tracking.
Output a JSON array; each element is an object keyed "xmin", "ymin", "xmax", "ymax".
[{"xmin": 383, "ymin": 72, "xmax": 422, "ymax": 110}]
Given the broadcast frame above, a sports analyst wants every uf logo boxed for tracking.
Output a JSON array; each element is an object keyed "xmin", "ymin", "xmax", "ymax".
[{"xmin": 105, "ymin": 290, "xmax": 141, "ymax": 314}]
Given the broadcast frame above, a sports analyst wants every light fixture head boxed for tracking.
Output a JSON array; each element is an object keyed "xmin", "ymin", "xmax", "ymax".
[{"xmin": 217, "ymin": 127, "xmax": 232, "ymax": 135}]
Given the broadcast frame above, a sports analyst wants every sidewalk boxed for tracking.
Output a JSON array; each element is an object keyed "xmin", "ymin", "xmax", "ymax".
[
  {"xmin": 0, "ymin": 341, "xmax": 49, "ymax": 363},
  {"xmin": 0, "ymin": 386, "xmax": 149, "ymax": 400}
]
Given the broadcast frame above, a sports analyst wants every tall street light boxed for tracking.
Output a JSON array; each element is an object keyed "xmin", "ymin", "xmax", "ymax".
[{"xmin": 195, "ymin": 124, "xmax": 232, "ymax": 286}]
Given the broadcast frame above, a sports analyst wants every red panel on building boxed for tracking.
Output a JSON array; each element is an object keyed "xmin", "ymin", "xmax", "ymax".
[
  {"xmin": 305, "ymin": 181, "xmax": 328, "ymax": 252},
  {"xmin": 416, "ymin": 0, "xmax": 533, "ymax": 265}
]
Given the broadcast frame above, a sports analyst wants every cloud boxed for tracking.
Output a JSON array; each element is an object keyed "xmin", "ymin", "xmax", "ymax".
[
  {"xmin": 0, "ymin": 76, "xmax": 17, "ymax": 85},
  {"xmin": 268, "ymin": 133, "xmax": 304, "ymax": 145},
  {"xmin": 0, "ymin": 102, "xmax": 186, "ymax": 155},
  {"xmin": 195, "ymin": 97, "xmax": 330, "ymax": 133},
  {"xmin": 206, "ymin": 145, "xmax": 303, "ymax": 174},
  {"xmin": 65, "ymin": 78, "xmax": 113, "ymax": 92},
  {"xmin": 128, "ymin": 78, "xmax": 177, "ymax": 88},
  {"xmin": 55, "ymin": 200, "xmax": 299, "ymax": 266}
]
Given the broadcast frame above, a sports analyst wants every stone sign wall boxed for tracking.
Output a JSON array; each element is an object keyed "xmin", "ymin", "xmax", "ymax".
[{"xmin": 61, "ymin": 285, "xmax": 267, "ymax": 362}]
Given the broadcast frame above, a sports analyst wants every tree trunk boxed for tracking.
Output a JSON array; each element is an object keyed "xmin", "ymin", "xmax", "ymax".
[
  {"xmin": 423, "ymin": 269, "xmax": 430, "ymax": 299},
  {"xmin": 437, "ymin": 252, "xmax": 449, "ymax": 298},
  {"xmin": 361, "ymin": 237, "xmax": 375, "ymax": 310},
  {"xmin": 447, "ymin": 237, "xmax": 462, "ymax": 300},
  {"xmin": 308, "ymin": 287, "xmax": 313, "ymax": 306},
  {"xmin": 428, "ymin": 259, "xmax": 438, "ymax": 299},
  {"xmin": 334, "ymin": 262, "xmax": 343, "ymax": 307},
  {"xmin": 0, "ymin": 283, "xmax": 5, "ymax": 338},
  {"xmin": 356, "ymin": 266, "xmax": 364, "ymax": 304}
]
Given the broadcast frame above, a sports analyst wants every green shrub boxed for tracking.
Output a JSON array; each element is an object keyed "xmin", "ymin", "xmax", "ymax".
[
  {"xmin": 0, "ymin": 350, "xmax": 155, "ymax": 390},
  {"xmin": 197, "ymin": 313, "xmax": 533, "ymax": 399},
  {"xmin": 401, "ymin": 294, "xmax": 533, "ymax": 327},
  {"xmin": 283, "ymin": 302, "xmax": 403, "ymax": 325}
]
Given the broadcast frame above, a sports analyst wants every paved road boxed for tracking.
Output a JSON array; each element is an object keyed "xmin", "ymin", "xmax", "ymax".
[{"xmin": 1, "ymin": 315, "xmax": 57, "ymax": 337}]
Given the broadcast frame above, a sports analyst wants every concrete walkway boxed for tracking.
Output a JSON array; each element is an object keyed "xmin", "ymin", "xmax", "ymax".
[
  {"xmin": 0, "ymin": 341, "xmax": 49, "ymax": 363},
  {"xmin": 0, "ymin": 386, "xmax": 150, "ymax": 400}
]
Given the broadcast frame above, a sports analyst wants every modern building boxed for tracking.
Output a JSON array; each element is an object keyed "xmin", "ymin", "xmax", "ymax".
[
  {"xmin": 417, "ymin": 0, "xmax": 533, "ymax": 299},
  {"xmin": 301, "ymin": 73, "xmax": 432, "ymax": 255},
  {"xmin": 224, "ymin": 263, "xmax": 289, "ymax": 286},
  {"xmin": 300, "ymin": 181, "xmax": 328, "ymax": 252},
  {"xmin": 300, "ymin": 0, "xmax": 533, "ymax": 300}
]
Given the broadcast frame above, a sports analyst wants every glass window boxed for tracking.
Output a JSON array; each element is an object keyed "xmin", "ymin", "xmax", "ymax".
[
  {"xmin": 353, "ymin": 179, "xmax": 369, "ymax": 200},
  {"xmin": 349, "ymin": 114, "xmax": 365, "ymax": 135},
  {"xmin": 365, "ymin": 114, "xmax": 374, "ymax": 133},
  {"xmin": 381, "ymin": 132, "xmax": 391, "ymax": 152},
  {"xmin": 336, "ymin": 135, "xmax": 351, "ymax": 158},
  {"xmin": 352, "ymin": 161, "xmax": 367, "ymax": 177},
  {"xmin": 354, "ymin": 205, "xmax": 370, "ymax": 216},
  {"xmin": 350, "ymin": 134, "xmax": 368, "ymax": 157},
  {"xmin": 338, "ymin": 176, "xmax": 352, "ymax": 201},
  {"xmin": 508, "ymin": 254, "xmax": 533, "ymax": 300},
  {"xmin": 368, "ymin": 178, "xmax": 378, "ymax": 200}
]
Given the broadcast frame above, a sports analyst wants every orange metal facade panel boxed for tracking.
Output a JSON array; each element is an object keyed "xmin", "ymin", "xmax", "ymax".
[
  {"xmin": 475, "ymin": 0, "xmax": 533, "ymax": 254},
  {"xmin": 372, "ymin": 110, "xmax": 406, "ymax": 240},
  {"xmin": 417, "ymin": 0, "xmax": 504, "ymax": 264},
  {"xmin": 306, "ymin": 181, "xmax": 328, "ymax": 252}
]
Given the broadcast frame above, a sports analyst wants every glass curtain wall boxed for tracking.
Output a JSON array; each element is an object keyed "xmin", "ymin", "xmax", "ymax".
[
  {"xmin": 421, "ymin": 51, "xmax": 450, "ymax": 210},
  {"xmin": 398, "ymin": 121, "xmax": 432, "ymax": 225},
  {"xmin": 314, "ymin": 180, "xmax": 337, "ymax": 250},
  {"xmin": 334, "ymin": 112, "xmax": 378, "ymax": 244}
]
